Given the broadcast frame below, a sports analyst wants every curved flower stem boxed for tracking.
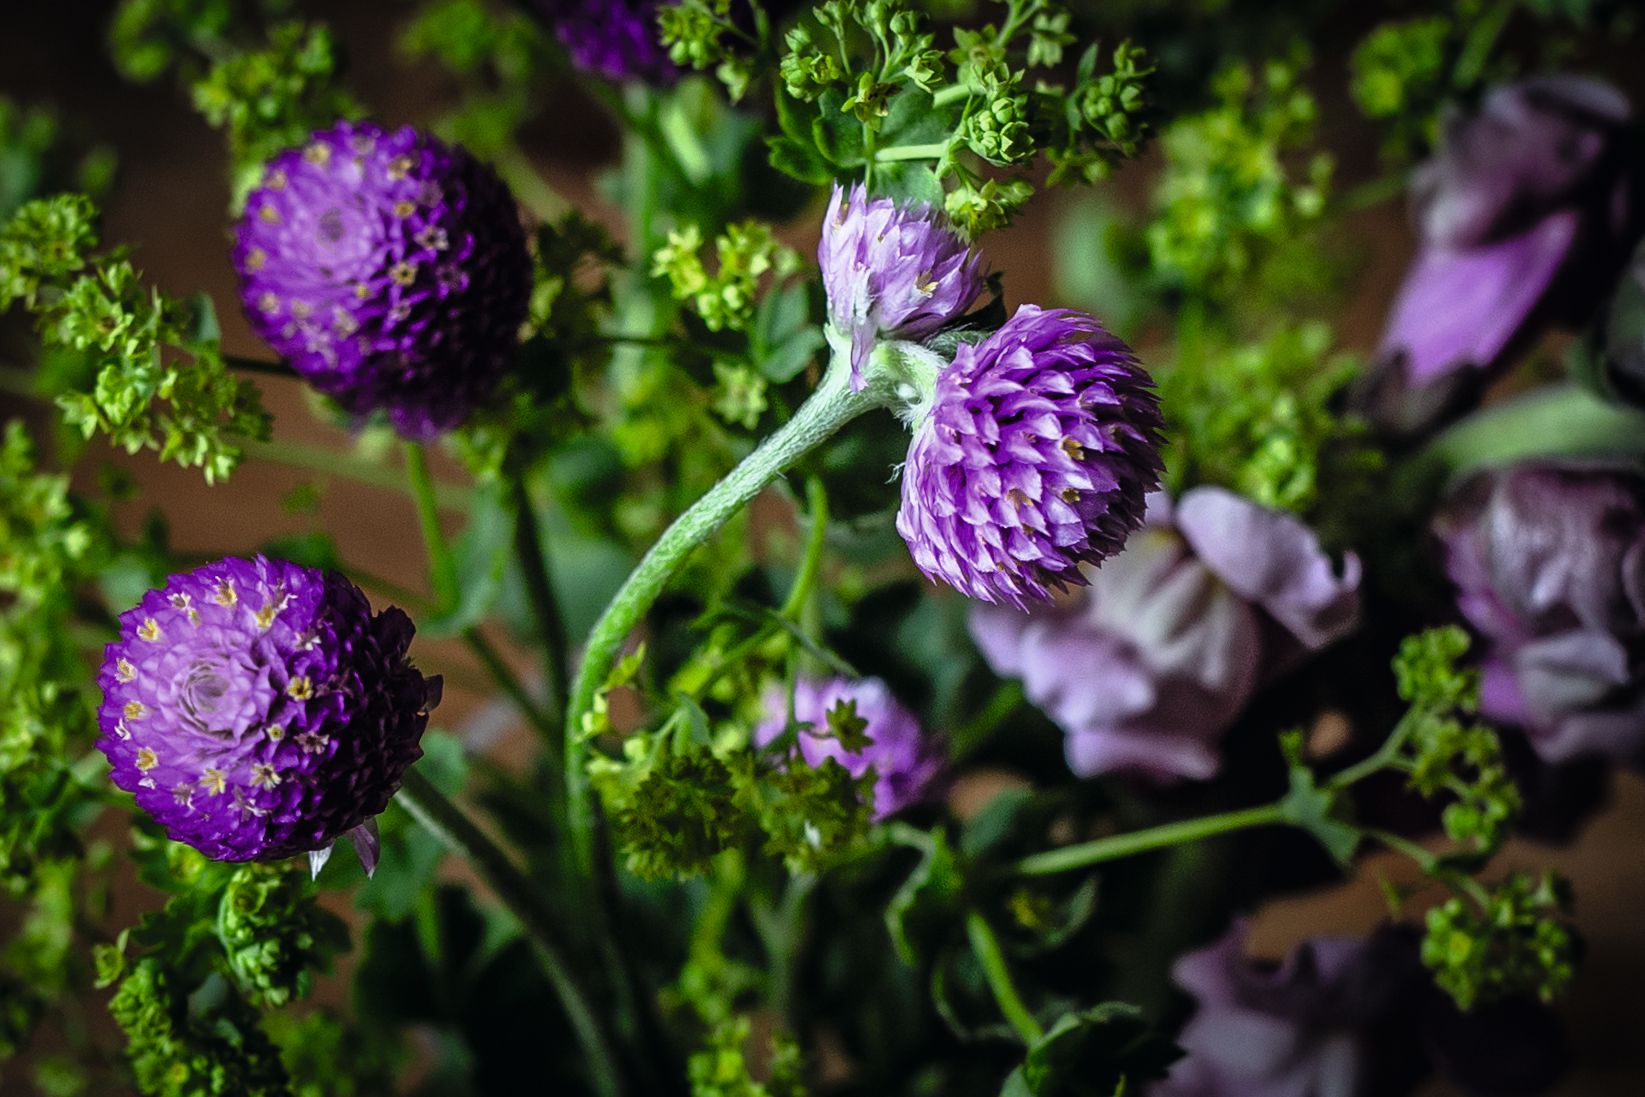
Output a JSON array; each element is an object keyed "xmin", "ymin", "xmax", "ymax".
[
  {"xmin": 394, "ymin": 768, "xmax": 624, "ymax": 1097},
  {"xmin": 562, "ymin": 359, "xmax": 881, "ymax": 876},
  {"xmin": 779, "ymin": 476, "xmax": 831, "ymax": 621},
  {"xmin": 405, "ymin": 442, "xmax": 460, "ymax": 611},
  {"xmin": 966, "ymin": 911, "xmax": 1044, "ymax": 1044},
  {"xmin": 510, "ymin": 474, "xmax": 570, "ymax": 723},
  {"xmin": 1014, "ymin": 801, "xmax": 1289, "ymax": 877}
]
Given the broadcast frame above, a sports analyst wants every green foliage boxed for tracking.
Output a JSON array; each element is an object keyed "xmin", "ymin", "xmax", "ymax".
[
  {"xmin": 190, "ymin": 21, "xmax": 362, "ymax": 200},
  {"xmin": 0, "ymin": 195, "xmax": 271, "ymax": 481},
  {"xmin": 1158, "ymin": 322, "xmax": 1375, "ymax": 516},
  {"xmin": 653, "ymin": 220, "xmax": 802, "ymax": 334},
  {"xmin": 106, "ymin": 959, "xmax": 292, "ymax": 1097},
  {"xmin": 217, "ymin": 864, "xmax": 349, "ymax": 1007},
  {"xmin": 1145, "ymin": 48, "xmax": 1330, "ymax": 301},
  {"xmin": 398, "ymin": 0, "xmax": 551, "ymax": 158},
  {"xmin": 1350, "ymin": 17, "xmax": 1450, "ymax": 154},
  {"xmin": 687, "ymin": 1015, "xmax": 808, "ymax": 1097},
  {"xmin": 1000, "ymin": 1004, "xmax": 1180, "ymax": 1096},
  {"xmin": 0, "ymin": 98, "xmax": 116, "ymax": 222},
  {"xmin": 661, "ymin": 0, "xmax": 769, "ymax": 102},
  {"xmin": 1422, "ymin": 872, "xmax": 1580, "ymax": 1011},
  {"xmin": 108, "ymin": 0, "xmax": 291, "ymax": 83}
]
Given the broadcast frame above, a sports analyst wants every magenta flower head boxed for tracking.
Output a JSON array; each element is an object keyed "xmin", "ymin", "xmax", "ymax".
[
  {"xmin": 819, "ymin": 183, "xmax": 987, "ymax": 386},
  {"xmin": 95, "ymin": 556, "xmax": 440, "ymax": 870},
  {"xmin": 233, "ymin": 121, "xmax": 531, "ymax": 438},
  {"xmin": 532, "ymin": 0, "xmax": 676, "ymax": 84},
  {"xmin": 1436, "ymin": 462, "xmax": 1645, "ymax": 764},
  {"xmin": 897, "ymin": 305, "xmax": 1164, "ymax": 610},
  {"xmin": 970, "ymin": 488, "xmax": 1360, "ymax": 780},
  {"xmin": 1154, "ymin": 921, "xmax": 1423, "ymax": 1097},
  {"xmin": 753, "ymin": 676, "xmax": 944, "ymax": 819},
  {"xmin": 1363, "ymin": 77, "xmax": 1640, "ymax": 435}
]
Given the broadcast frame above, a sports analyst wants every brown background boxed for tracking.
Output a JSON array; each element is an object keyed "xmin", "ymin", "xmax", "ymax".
[{"xmin": 4, "ymin": 2, "xmax": 1644, "ymax": 1094}]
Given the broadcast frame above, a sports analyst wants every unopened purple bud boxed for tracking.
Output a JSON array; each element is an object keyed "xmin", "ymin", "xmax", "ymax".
[
  {"xmin": 96, "ymin": 556, "xmax": 439, "ymax": 864},
  {"xmin": 898, "ymin": 305, "xmax": 1163, "ymax": 610},
  {"xmin": 753, "ymin": 676, "xmax": 943, "ymax": 819},
  {"xmin": 819, "ymin": 183, "xmax": 987, "ymax": 386},
  {"xmin": 532, "ymin": 0, "xmax": 677, "ymax": 84},
  {"xmin": 234, "ymin": 121, "xmax": 531, "ymax": 438}
]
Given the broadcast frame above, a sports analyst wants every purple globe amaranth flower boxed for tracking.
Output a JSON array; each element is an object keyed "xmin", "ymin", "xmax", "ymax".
[
  {"xmin": 96, "ymin": 556, "xmax": 440, "ymax": 870},
  {"xmin": 897, "ymin": 305, "xmax": 1164, "ymax": 611},
  {"xmin": 1437, "ymin": 461, "xmax": 1645, "ymax": 765},
  {"xmin": 1363, "ymin": 77, "xmax": 1640, "ymax": 435},
  {"xmin": 753, "ymin": 676, "xmax": 944, "ymax": 819},
  {"xmin": 234, "ymin": 121, "xmax": 531, "ymax": 438},
  {"xmin": 819, "ymin": 183, "xmax": 987, "ymax": 387},
  {"xmin": 970, "ymin": 488, "xmax": 1360, "ymax": 780},
  {"xmin": 1153, "ymin": 921, "xmax": 1425, "ymax": 1097},
  {"xmin": 533, "ymin": 0, "xmax": 677, "ymax": 84}
]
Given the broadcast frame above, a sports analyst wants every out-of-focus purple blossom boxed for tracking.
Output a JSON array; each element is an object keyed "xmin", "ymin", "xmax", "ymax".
[
  {"xmin": 819, "ymin": 183, "xmax": 987, "ymax": 385},
  {"xmin": 753, "ymin": 676, "xmax": 944, "ymax": 819},
  {"xmin": 234, "ymin": 121, "xmax": 531, "ymax": 438},
  {"xmin": 1153, "ymin": 922, "xmax": 1424, "ymax": 1097},
  {"xmin": 1437, "ymin": 461, "xmax": 1645, "ymax": 764},
  {"xmin": 96, "ymin": 556, "xmax": 439, "ymax": 869},
  {"xmin": 970, "ymin": 488, "xmax": 1359, "ymax": 781},
  {"xmin": 898, "ymin": 306, "xmax": 1163, "ymax": 611},
  {"xmin": 1363, "ymin": 77, "xmax": 1639, "ymax": 435},
  {"xmin": 533, "ymin": 0, "xmax": 676, "ymax": 84}
]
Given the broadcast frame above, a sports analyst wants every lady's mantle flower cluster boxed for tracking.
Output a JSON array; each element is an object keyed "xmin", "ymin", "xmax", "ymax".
[
  {"xmin": 234, "ymin": 121, "xmax": 531, "ymax": 438},
  {"xmin": 819, "ymin": 183, "xmax": 988, "ymax": 385},
  {"xmin": 971, "ymin": 488, "xmax": 1360, "ymax": 780},
  {"xmin": 96, "ymin": 556, "xmax": 439, "ymax": 866},
  {"xmin": 817, "ymin": 184, "xmax": 1163, "ymax": 609},
  {"xmin": 754, "ymin": 676, "xmax": 944, "ymax": 819}
]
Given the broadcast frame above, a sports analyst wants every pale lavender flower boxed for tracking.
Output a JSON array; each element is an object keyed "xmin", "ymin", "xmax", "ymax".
[
  {"xmin": 898, "ymin": 305, "xmax": 1163, "ymax": 610},
  {"xmin": 970, "ymin": 488, "xmax": 1360, "ymax": 780},
  {"xmin": 819, "ymin": 183, "xmax": 986, "ymax": 386},
  {"xmin": 1437, "ymin": 461, "xmax": 1645, "ymax": 764},
  {"xmin": 1363, "ymin": 77, "xmax": 1639, "ymax": 434},
  {"xmin": 753, "ymin": 676, "xmax": 944, "ymax": 819}
]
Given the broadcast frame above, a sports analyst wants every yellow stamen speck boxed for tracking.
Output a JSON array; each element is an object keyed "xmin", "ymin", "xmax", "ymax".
[
  {"xmin": 258, "ymin": 203, "xmax": 280, "ymax": 223},
  {"xmin": 213, "ymin": 579, "xmax": 237, "ymax": 607},
  {"xmin": 115, "ymin": 658, "xmax": 137, "ymax": 683},
  {"xmin": 304, "ymin": 142, "xmax": 332, "ymax": 165},
  {"xmin": 388, "ymin": 155, "xmax": 415, "ymax": 180},
  {"xmin": 135, "ymin": 747, "xmax": 158, "ymax": 772},
  {"xmin": 392, "ymin": 200, "xmax": 416, "ymax": 218},
  {"xmin": 137, "ymin": 618, "xmax": 161, "ymax": 642},
  {"xmin": 123, "ymin": 700, "xmax": 145, "ymax": 720},
  {"xmin": 201, "ymin": 768, "xmax": 227, "ymax": 795},
  {"xmin": 286, "ymin": 676, "xmax": 314, "ymax": 701},
  {"xmin": 250, "ymin": 763, "xmax": 281, "ymax": 790},
  {"xmin": 389, "ymin": 262, "xmax": 417, "ymax": 286}
]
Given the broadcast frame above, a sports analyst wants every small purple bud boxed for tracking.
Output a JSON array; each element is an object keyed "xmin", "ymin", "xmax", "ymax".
[
  {"xmin": 753, "ymin": 676, "xmax": 944, "ymax": 819},
  {"xmin": 96, "ymin": 556, "xmax": 439, "ymax": 865},
  {"xmin": 233, "ymin": 121, "xmax": 531, "ymax": 438},
  {"xmin": 818, "ymin": 183, "xmax": 987, "ymax": 386},
  {"xmin": 531, "ymin": 0, "xmax": 677, "ymax": 84},
  {"xmin": 898, "ymin": 305, "xmax": 1164, "ymax": 610}
]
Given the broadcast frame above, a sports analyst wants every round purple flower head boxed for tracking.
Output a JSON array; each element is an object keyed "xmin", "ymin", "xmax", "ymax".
[
  {"xmin": 234, "ymin": 121, "xmax": 531, "ymax": 438},
  {"xmin": 971, "ymin": 488, "xmax": 1361, "ymax": 780},
  {"xmin": 819, "ymin": 183, "xmax": 987, "ymax": 387},
  {"xmin": 898, "ymin": 305, "xmax": 1164, "ymax": 610},
  {"xmin": 1363, "ymin": 77, "xmax": 1639, "ymax": 435},
  {"xmin": 96, "ymin": 556, "xmax": 440, "ymax": 869},
  {"xmin": 753, "ymin": 676, "xmax": 944, "ymax": 819},
  {"xmin": 533, "ymin": 0, "xmax": 677, "ymax": 84},
  {"xmin": 1154, "ymin": 921, "xmax": 1424, "ymax": 1097},
  {"xmin": 1437, "ymin": 461, "xmax": 1645, "ymax": 764}
]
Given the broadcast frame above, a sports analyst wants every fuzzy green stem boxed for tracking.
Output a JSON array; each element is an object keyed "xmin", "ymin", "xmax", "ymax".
[
  {"xmin": 404, "ymin": 442, "xmax": 460, "ymax": 611},
  {"xmin": 394, "ymin": 768, "xmax": 623, "ymax": 1096},
  {"xmin": 875, "ymin": 141, "xmax": 949, "ymax": 163},
  {"xmin": 563, "ymin": 358, "xmax": 881, "ymax": 875},
  {"xmin": 1014, "ymin": 802, "xmax": 1288, "ymax": 877},
  {"xmin": 966, "ymin": 911, "xmax": 1044, "ymax": 1044}
]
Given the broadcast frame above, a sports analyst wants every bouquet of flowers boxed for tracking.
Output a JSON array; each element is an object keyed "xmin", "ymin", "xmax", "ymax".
[{"xmin": 4, "ymin": 0, "xmax": 1643, "ymax": 1093}]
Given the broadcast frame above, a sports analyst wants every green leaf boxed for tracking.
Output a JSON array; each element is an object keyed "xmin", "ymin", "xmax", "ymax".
[
  {"xmin": 1001, "ymin": 1003, "xmax": 1180, "ymax": 1097},
  {"xmin": 1278, "ymin": 732, "xmax": 1360, "ymax": 865},
  {"xmin": 885, "ymin": 827, "xmax": 965, "ymax": 967}
]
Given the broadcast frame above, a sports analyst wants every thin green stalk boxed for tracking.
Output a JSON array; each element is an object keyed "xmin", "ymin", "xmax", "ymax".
[
  {"xmin": 224, "ymin": 354, "xmax": 297, "ymax": 380},
  {"xmin": 875, "ymin": 141, "xmax": 949, "ymax": 163},
  {"xmin": 563, "ymin": 359, "xmax": 881, "ymax": 876},
  {"xmin": 405, "ymin": 442, "xmax": 460, "ymax": 611},
  {"xmin": 511, "ymin": 474, "xmax": 571, "ymax": 721},
  {"xmin": 778, "ymin": 477, "xmax": 830, "ymax": 621},
  {"xmin": 394, "ymin": 768, "xmax": 624, "ymax": 1097},
  {"xmin": 493, "ymin": 145, "xmax": 568, "ymax": 223},
  {"xmin": 1014, "ymin": 801, "xmax": 1288, "ymax": 877},
  {"xmin": 462, "ymin": 627, "xmax": 563, "ymax": 755},
  {"xmin": 1329, "ymin": 707, "xmax": 1420, "ymax": 789},
  {"xmin": 931, "ymin": 84, "xmax": 972, "ymax": 109},
  {"xmin": 966, "ymin": 912, "xmax": 1044, "ymax": 1044},
  {"xmin": 242, "ymin": 437, "xmax": 470, "ymax": 511}
]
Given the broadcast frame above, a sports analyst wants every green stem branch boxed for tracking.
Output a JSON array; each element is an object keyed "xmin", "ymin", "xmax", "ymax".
[
  {"xmin": 562, "ymin": 359, "xmax": 880, "ymax": 875},
  {"xmin": 875, "ymin": 141, "xmax": 949, "ymax": 163},
  {"xmin": 966, "ymin": 911, "xmax": 1043, "ymax": 1044},
  {"xmin": 511, "ymin": 475, "xmax": 571, "ymax": 721},
  {"xmin": 394, "ymin": 769, "xmax": 623, "ymax": 1097},
  {"xmin": 462, "ymin": 627, "xmax": 563, "ymax": 756},
  {"xmin": 405, "ymin": 442, "xmax": 460, "ymax": 611},
  {"xmin": 1014, "ymin": 802, "xmax": 1288, "ymax": 877}
]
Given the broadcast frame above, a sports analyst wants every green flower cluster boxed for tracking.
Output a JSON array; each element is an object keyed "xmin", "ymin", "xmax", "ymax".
[
  {"xmin": 1422, "ymin": 872, "xmax": 1580, "ymax": 1011},
  {"xmin": 2, "ymin": 194, "xmax": 270, "ymax": 481},
  {"xmin": 218, "ymin": 864, "xmax": 349, "ymax": 1008},
  {"xmin": 653, "ymin": 221, "xmax": 802, "ymax": 334}
]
